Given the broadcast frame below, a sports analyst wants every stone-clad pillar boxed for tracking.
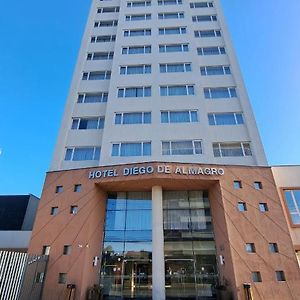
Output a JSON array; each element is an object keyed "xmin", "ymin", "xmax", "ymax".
[{"xmin": 152, "ymin": 186, "xmax": 165, "ymax": 300}]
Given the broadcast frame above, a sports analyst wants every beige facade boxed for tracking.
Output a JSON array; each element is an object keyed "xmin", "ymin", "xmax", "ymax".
[
  {"xmin": 272, "ymin": 166, "xmax": 300, "ymax": 265},
  {"xmin": 28, "ymin": 162, "xmax": 300, "ymax": 300}
]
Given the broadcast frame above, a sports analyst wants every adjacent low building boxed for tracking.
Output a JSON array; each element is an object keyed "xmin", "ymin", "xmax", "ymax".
[{"xmin": 0, "ymin": 194, "xmax": 39, "ymax": 251}]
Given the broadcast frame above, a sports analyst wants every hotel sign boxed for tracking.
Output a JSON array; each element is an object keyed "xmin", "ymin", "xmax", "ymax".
[{"xmin": 88, "ymin": 165, "xmax": 225, "ymax": 179}]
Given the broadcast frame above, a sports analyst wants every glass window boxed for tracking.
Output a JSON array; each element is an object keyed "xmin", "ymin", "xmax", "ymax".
[
  {"xmin": 198, "ymin": 46, "xmax": 225, "ymax": 55},
  {"xmin": 213, "ymin": 142, "xmax": 252, "ymax": 157},
  {"xmin": 55, "ymin": 186, "xmax": 63, "ymax": 193},
  {"xmin": 233, "ymin": 181, "xmax": 242, "ymax": 189},
  {"xmin": 269, "ymin": 243, "xmax": 279, "ymax": 253},
  {"xmin": 252, "ymin": 272, "xmax": 262, "ymax": 282},
  {"xmin": 162, "ymin": 140, "xmax": 202, "ymax": 155},
  {"xmin": 259, "ymin": 203, "xmax": 268, "ymax": 212},
  {"xmin": 74, "ymin": 184, "xmax": 81, "ymax": 192},
  {"xmin": 51, "ymin": 207, "xmax": 58, "ymax": 215},
  {"xmin": 275, "ymin": 271, "xmax": 286, "ymax": 281},
  {"xmin": 42, "ymin": 245, "xmax": 50, "ymax": 255},
  {"xmin": 283, "ymin": 190, "xmax": 300, "ymax": 225},
  {"xmin": 254, "ymin": 182, "xmax": 263, "ymax": 190},
  {"xmin": 238, "ymin": 202, "xmax": 247, "ymax": 212},
  {"xmin": 58, "ymin": 273, "xmax": 67, "ymax": 284},
  {"xmin": 245, "ymin": 243, "xmax": 256, "ymax": 253},
  {"xmin": 208, "ymin": 113, "xmax": 244, "ymax": 125},
  {"xmin": 70, "ymin": 205, "xmax": 78, "ymax": 215},
  {"xmin": 63, "ymin": 245, "xmax": 71, "ymax": 255},
  {"xmin": 112, "ymin": 142, "xmax": 151, "ymax": 157},
  {"xmin": 160, "ymin": 85, "xmax": 194, "ymax": 96}
]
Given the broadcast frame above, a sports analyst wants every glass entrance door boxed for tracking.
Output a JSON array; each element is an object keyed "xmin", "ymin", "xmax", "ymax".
[
  {"xmin": 165, "ymin": 258, "xmax": 196, "ymax": 298},
  {"xmin": 123, "ymin": 259, "xmax": 152, "ymax": 298}
]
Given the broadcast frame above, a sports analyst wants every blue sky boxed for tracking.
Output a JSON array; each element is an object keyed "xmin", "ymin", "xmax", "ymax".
[{"xmin": 0, "ymin": 0, "xmax": 299, "ymax": 197}]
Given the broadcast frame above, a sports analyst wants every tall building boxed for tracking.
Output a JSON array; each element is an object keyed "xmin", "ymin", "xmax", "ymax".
[
  {"xmin": 50, "ymin": 0, "xmax": 267, "ymax": 171},
  {"xmin": 27, "ymin": 1, "xmax": 300, "ymax": 300}
]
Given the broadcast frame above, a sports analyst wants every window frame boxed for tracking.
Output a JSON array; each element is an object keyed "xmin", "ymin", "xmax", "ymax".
[
  {"xmin": 71, "ymin": 117, "xmax": 105, "ymax": 130},
  {"xmin": 122, "ymin": 45, "xmax": 151, "ymax": 55},
  {"xmin": 213, "ymin": 142, "xmax": 252, "ymax": 158},
  {"xmin": 160, "ymin": 85, "xmax": 195, "ymax": 96},
  {"xmin": 115, "ymin": 112, "xmax": 151, "ymax": 125},
  {"xmin": 111, "ymin": 142, "xmax": 152, "ymax": 157},
  {"xmin": 64, "ymin": 147, "xmax": 101, "ymax": 161},
  {"xmin": 77, "ymin": 92, "xmax": 108, "ymax": 103},
  {"xmin": 160, "ymin": 63, "xmax": 192, "ymax": 73},
  {"xmin": 162, "ymin": 140, "xmax": 202, "ymax": 155},
  {"xmin": 161, "ymin": 110, "xmax": 198, "ymax": 123},
  {"xmin": 159, "ymin": 43, "xmax": 189, "ymax": 53},
  {"xmin": 282, "ymin": 188, "xmax": 300, "ymax": 227},
  {"xmin": 197, "ymin": 46, "xmax": 226, "ymax": 56},
  {"xmin": 208, "ymin": 112, "xmax": 244, "ymax": 126},
  {"xmin": 117, "ymin": 86, "xmax": 151, "ymax": 98},
  {"xmin": 159, "ymin": 26, "xmax": 186, "ymax": 35}
]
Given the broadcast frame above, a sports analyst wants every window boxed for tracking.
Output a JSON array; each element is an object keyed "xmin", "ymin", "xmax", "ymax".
[
  {"xmin": 97, "ymin": 7, "xmax": 120, "ymax": 13},
  {"xmin": 71, "ymin": 117, "xmax": 105, "ymax": 130},
  {"xmin": 58, "ymin": 273, "xmax": 67, "ymax": 284},
  {"xmin": 42, "ymin": 246, "xmax": 51, "ymax": 255},
  {"xmin": 161, "ymin": 110, "xmax": 198, "ymax": 123},
  {"xmin": 208, "ymin": 113, "xmax": 244, "ymax": 125},
  {"xmin": 158, "ymin": 0, "xmax": 182, "ymax": 5},
  {"xmin": 160, "ymin": 85, "xmax": 195, "ymax": 96},
  {"xmin": 162, "ymin": 140, "xmax": 202, "ymax": 155},
  {"xmin": 91, "ymin": 35, "xmax": 116, "ymax": 43},
  {"xmin": 233, "ymin": 181, "xmax": 242, "ymax": 189},
  {"xmin": 159, "ymin": 27, "xmax": 186, "ymax": 35},
  {"xmin": 51, "ymin": 207, "xmax": 58, "ymax": 215},
  {"xmin": 118, "ymin": 86, "xmax": 151, "ymax": 98},
  {"xmin": 158, "ymin": 12, "xmax": 184, "ymax": 19},
  {"xmin": 126, "ymin": 14, "xmax": 151, "ymax": 21},
  {"xmin": 65, "ymin": 147, "xmax": 100, "ymax": 161},
  {"xmin": 237, "ymin": 202, "xmax": 247, "ymax": 212},
  {"xmin": 204, "ymin": 87, "xmax": 237, "ymax": 99},
  {"xmin": 254, "ymin": 181, "xmax": 263, "ymax": 190},
  {"xmin": 87, "ymin": 52, "xmax": 113, "ymax": 60},
  {"xmin": 82, "ymin": 71, "xmax": 111, "ymax": 80},
  {"xmin": 194, "ymin": 30, "xmax": 221, "ymax": 38},
  {"xmin": 213, "ymin": 142, "xmax": 252, "ymax": 157},
  {"xmin": 160, "ymin": 63, "xmax": 191, "ymax": 73},
  {"xmin": 63, "ymin": 245, "xmax": 72, "ymax": 255},
  {"xmin": 201, "ymin": 66, "xmax": 231, "ymax": 76},
  {"xmin": 269, "ymin": 243, "xmax": 279, "ymax": 253},
  {"xmin": 283, "ymin": 190, "xmax": 300, "ymax": 225},
  {"xmin": 275, "ymin": 271, "xmax": 286, "ymax": 282},
  {"xmin": 122, "ymin": 45, "xmax": 151, "ymax": 54},
  {"xmin": 190, "ymin": 2, "xmax": 213, "ymax": 8},
  {"xmin": 259, "ymin": 203, "xmax": 268, "ymax": 212},
  {"xmin": 77, "ymin": 92, "xmax": 108, "ymax": 103},
  {"xmin": 120, "ymin": 65, "xmax": 151, "ymax": 75},
  {"xmin": 70, "ymin": 206, "xmax": 78, "ymax": 215},
  {"xmin": 35, "ymin": 272, "xmax": 45, "ymax": 283},
  {"xmin": 112, "ymin": 142, "xmax": 151, "ymax": 157},
  {"xmin": 197, "ymin": 46, "xmax": 226, "ymax": 55},
  {"xmin": 74, "ymin": 184, "xmax": 81, "ymax": 193},
  {"xmin": 124, "ymin": 29, "xmax": 151, "ymax": 36},
  {"xmin": 115, "ymin": 112, "xmax": 151, "ymax": 125},
  {"xmin": 245, "ymin": 243, "xmax": 256, "ymax": 253},
  {"xmin": 252, "ymin": 272, "xmax": 262, "ymax": 283},
  {"xmin": 192, "ymin": 15, "xmax": 217, "ymax": 22},
  {"xmin": 159, "ymin": 43, "xmax": 189, "ymax": 52},
  {"xmin": 94, "ymin": 20, "xmax": 118, "ymax": 27},
  {"xmin": 127, "ymin": 1, "xmax": 151, "ymax": 7},
  {"xmin": 55, "ymin": 186, "xmax": 63, "ymax": 193}
]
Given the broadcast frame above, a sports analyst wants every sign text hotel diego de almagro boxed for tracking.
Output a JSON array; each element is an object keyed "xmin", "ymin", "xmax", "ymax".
[{"xmin": 88, "ymin": 164, "xmax": 225, "ymax": 180}]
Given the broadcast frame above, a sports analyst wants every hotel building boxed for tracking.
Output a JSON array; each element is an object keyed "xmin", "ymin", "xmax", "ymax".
[{"xmin": 27, "ymin": 0, "xmax": 300, "ymax": 299}]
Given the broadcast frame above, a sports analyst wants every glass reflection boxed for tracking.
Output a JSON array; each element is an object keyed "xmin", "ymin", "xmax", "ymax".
[
  {"xmin": 163, "ymin": 191, "xmax": 218, "ymax": 299},
  {"xmin": 101, "ymin": 192, "xmax": 152, "ymax": 299}
]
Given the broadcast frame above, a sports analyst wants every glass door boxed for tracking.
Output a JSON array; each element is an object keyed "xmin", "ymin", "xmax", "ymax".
[
  {"xmin": 123, "ymin": 259, "xmax": 152, "ymax": 298},
  {"xmin": 165, "ymin": 258, "xmax": 196, "ymax": 298}
]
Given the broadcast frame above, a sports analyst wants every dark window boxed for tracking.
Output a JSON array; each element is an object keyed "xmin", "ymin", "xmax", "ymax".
[
  {"xmin": 55, "ymin": 186, "xmax": 63, "ymax": 193},
  {"xmin": 254, "ymin": 181, "xmax": 263, "ymax": 190},
  {"xmin": 259, "ymin": 203, "xmax": 268, "ymax": 212},
  {"xmin": 63, "ymin": 245, "xmax": 72, "ymax": 255},
  {"xmin": 252, "ymin": 271, "xmax": 262, "ymax": 282},
  {"xmin": 42, "ymin": 245, "xmax": 50, "ymax": 255},
  {"xmin": 269, "ymin": 243, "xmax": 279, "ymax": 253},
  {"xmin": 275, "ymin": 271, "xmax": 286, "ymax": 281},
  {"xmin": 245, "ymin": 243, "xmax": 256, "ymax": 253},
  {"xmin": 233, "ymin": 181, "xmax": 242, "ymax": 189},
  {"xmin": 74, "ymin": 184, "xmax": 82, "ymax": 193},
  {"xmin": 51, "ymin": 207, "xmax": 58, "ymax": 215},
  {"xmin": 58, "ymin": 273, "xmax": 67, "ymax": 284},
  {"xmin": 238, "ymin": 202, "xmax": 247, "ymax": 212},
  {"xmin": 70, "ymin": 206, "xmax": 78, "ymax": 215}
]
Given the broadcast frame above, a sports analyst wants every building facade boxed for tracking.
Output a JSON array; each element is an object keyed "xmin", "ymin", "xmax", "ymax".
[{"xmin": 27, "ymin": 0, "xmax": 300, "ymax": 299}]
